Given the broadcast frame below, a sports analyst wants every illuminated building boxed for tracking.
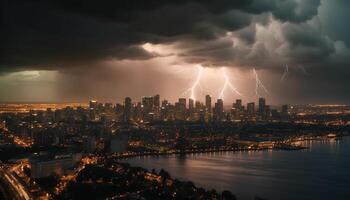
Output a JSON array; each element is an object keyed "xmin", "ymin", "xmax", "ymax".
[
  {"xmin": 161, "ymin": 100, "xmax": 168, "ymax": 107},
  {"xmin": 30, "ymin": 153, "xmax": 82, "ymax": 178},
  {"xmin": 104, "ymin": 103, "xmax": 113, "ymax": 113},
  {"xmin": 175, "ymin": 98, "xmax": 187, "ymax": 120},
  {"xmin": 89, "ymin": 100, "xmax": 98, "ymax": 120},
  {"xmin": 142, "ymin": 96, "xmax": 154, "ymax": 120},
  {"xmin": 154, "ymin": 94, "xmax": 160, "ymax": 108},
  {"xmin": 89, "ymin": 100, "xmax": 98, "ymax": 110},
  {"xmin": 214, "ymin": 99, "xmax": 224, "ymax": 121},
  {"xmin": 232, "ymin": 99, "xmax": 243, "ymax": 119},
  {"xmin": 282, "ymin": 105, "xmax": 289, "ymax": 115},
  {"xmin": 133, "ymin": 102, "xmax": 142, "ymax": 121}
]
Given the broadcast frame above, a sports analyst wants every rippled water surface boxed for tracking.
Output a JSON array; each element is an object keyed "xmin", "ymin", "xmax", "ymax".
[{"xmin": 125, "ymin": 137, "xmax": 350, "ymax": 200}]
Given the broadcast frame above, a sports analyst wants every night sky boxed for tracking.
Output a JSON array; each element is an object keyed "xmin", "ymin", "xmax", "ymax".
[{"xmin": 1, "ymin": 0, "xmax": 350, "ymax": 104}]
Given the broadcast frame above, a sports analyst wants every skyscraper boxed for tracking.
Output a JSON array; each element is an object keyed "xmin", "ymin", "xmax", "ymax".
[
  {"xmin": 161, "ymin": 100, "xmax": 168, "ymax": 107},
  {"xmin": 234, "ymin": 99, "xmax": 242, "ymax": 111},
  {"xmin": 281, "ymin": 104, "xmax": 289, "ymax": 115},
  {"xmin": 153, "ymin": 94, "xmax": 160, "ymax": 118},
  {"xmin": 153, "ymin": 94, "xmax": 160, "ymax": 108},
  {"xmin": 142, "ymin": 96, "xmax": 154, "ymax": 120},
  {"xmin": 195, "ymin": 101, "xmax": 201, "ymax": 111},
  {"xmin": 247, "ymin": 102, "xmax": 255, "ymax": 115},
  {"xmin": 89, "ymin": 100, "xmax": 98, "ymax": 120},
  {"xmin": 189, "ymin": 98, "xmax": 194, "ymax": 111},
  {"xmin": 214, "ymin": 99, "xmax": 224, "ymax": 121},
  {"xmin": 205, "ymin": 95, "xmax": 212, "ymax": 111},
  {"xmin": 89, "ymin": 100, "xmax": 98, "ymax": 110},
  {"xmin": 178, "ymin": 98, "xmax": 186, "ymax": 108},
  {"xmin": 123, "ymin": 97, "xmax": 132, "ymax": 122},
  {"xmin": 259, "ymin": 97, "xmax": 266, "ymax": 116},
  {"xmin": 176, "ymin": 98, "xmax": 187, "ymax": 120}
]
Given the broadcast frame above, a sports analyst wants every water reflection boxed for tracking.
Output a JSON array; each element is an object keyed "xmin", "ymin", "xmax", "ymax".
[{"xmin": 125, "ymin": 137, "xmax": 350, "ymax": 200}]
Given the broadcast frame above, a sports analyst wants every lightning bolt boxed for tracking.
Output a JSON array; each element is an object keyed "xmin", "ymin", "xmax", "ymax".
[
  {"xmin": 253, "ymin": 68, "xmax": 269, "ymax": 97},
  {"xmin": 298, "ymin": 65, "xmax": 311, "ymax": 76},
  {"xmin": 181, "ymin": 65, "xmax": 203, "ymax": 101},
  {"xmin": 218, "ymin": 67, "xmax": 243, "ymax": 100},
  {"xmin": 280, "ymin": 64, "xmax": 289, "ymax": 81}
]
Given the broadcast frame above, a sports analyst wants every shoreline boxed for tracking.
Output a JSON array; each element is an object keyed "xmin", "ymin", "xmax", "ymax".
[
  {"xmin": 112, "ymin": 136, "xmax": 348, "ymax": 160},
  {"xmin": 111, "ymin": 145, "xmax": 308, "ymax": 160}
]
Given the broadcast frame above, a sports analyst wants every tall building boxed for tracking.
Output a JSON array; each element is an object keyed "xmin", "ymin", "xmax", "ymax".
[
  {"xmin": 89, "ymin": 100, "xmax": 98, "ymax": 110},
  {"xmin": 178, "ymin": 98, "xmax": 186, "ymax": 108},
  {"xmin": 161, "ymin": 100, "xmax": 168, "ymax": 107},
  {"xmin": 176, "ymin": 98, "xmax": 187, "ymax": 120},
  {"xmin": 123, "ymin": 97, "xmax": 132, "ymax": 122},
  {"xmin": 54, "ymin": 110, "xmax": 62, "ymax": 122},
  {"xmin": 234, "ymin": 99, "xmax": 242, "ymax": 110},
  {"xmin": 189, "ymin": 98, "xmax": 194, "ymax": 111},
  {"xmin": 161, "ymin": 100, "xmax": 170, "ymax": 121},
  {"xmin": 115, "ymin": 103, "xmax": 124, "ymax": 114},
  {"xmin": 153, "ymin": 94, "xmax": 160, "ymax": 108},
  {"xmin": 281, "ymin": 104, "xmax": 289, "ymax": 115},
  {"xmin": 265, "ymin": 105, "xmax": 271, "ymax": 118},
  {"xmin": 133, "ymin": 102, "xmax": 142, "ymax": 121},
  {"xmin": 205, "ymin": 95, "xmax": 212, "ymax": 111},
  {"xmin": 142, "ymin": 96, "xmax": 154, "ymax": 113},
  {"xmin": 259, "ymin": 97, "xmax": 266, "ymax": 115},
  {"xmin": 195, "ymin": 101, "xmax": 201, "ymax": 111},
  {"xmin": 214, "ymin": 99, "xmax": 224, "ymax": 121},
  {"xmin": 247, "ymin": 102, "xmax": 255, "ymax": 115},
  {"xmin": 231, "ymin": 99, "xmax": 243, "ymax": 119}
]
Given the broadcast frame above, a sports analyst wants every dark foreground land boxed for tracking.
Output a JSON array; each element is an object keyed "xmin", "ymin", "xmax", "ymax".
[{"xmin": 55, "ymin": 162, "xmax": 240, "ymax": 200}]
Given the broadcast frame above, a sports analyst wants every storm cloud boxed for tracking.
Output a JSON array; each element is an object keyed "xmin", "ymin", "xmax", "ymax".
[
  {"xmin": 0, "ymin": 0, "xmax": 350, "ymax": 103},
  {"xmin": 1, "ymin": 0, "xmax": 340, "ymax": 69}
]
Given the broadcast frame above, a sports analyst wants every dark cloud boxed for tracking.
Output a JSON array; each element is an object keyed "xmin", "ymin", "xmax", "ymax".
[
  {"xmin": 1, "ymin": 0, "xmax": 350, "ymax": 103},
  {"xmin": 0, "ymin": 0, "xmax": 334, "ymax": 71}
]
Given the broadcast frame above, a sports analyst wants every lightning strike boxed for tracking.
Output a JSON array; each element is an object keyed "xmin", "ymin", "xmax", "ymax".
[
  {"xmin": 218, "ymin": 68, "xmax": 243, "ymax": 100},
  {"xmin": 298, "ymin": 65, "xmax": 311, "ymax": 76},
  {"xmin": 280, "ymin": 64, "xmax": 289, "ymax": 81},
  {"xmin": 181, "ymin": 66, "xmax": 203, "ymax": 101},
  {"xmin": 253, "ymin": 68, "xmax": 269, "ymax": 97}
]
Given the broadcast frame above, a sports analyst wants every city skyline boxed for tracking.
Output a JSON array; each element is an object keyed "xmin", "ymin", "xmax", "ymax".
[{"xmin": 1, "ymin": 1, "xmax": 350, "ymax": 200}]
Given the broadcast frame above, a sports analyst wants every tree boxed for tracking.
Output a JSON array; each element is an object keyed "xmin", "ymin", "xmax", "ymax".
[
  {"xmin": 222, "ymin": 190, "xmax": 237, "ymax": 200},
  {"xmin": 159, "ymin": 169, "xmax": 171, "ymax": 180}
]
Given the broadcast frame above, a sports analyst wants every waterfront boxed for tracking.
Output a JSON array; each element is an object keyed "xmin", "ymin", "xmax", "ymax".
[{"xmin": 125, "ymin": 137, "xmax": 350, "ymax": 200}]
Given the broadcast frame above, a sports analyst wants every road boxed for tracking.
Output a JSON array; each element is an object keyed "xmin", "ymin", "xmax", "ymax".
[{"xmin": 0, "ymin": 166, "xmax": 32, "ymax": 200}]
